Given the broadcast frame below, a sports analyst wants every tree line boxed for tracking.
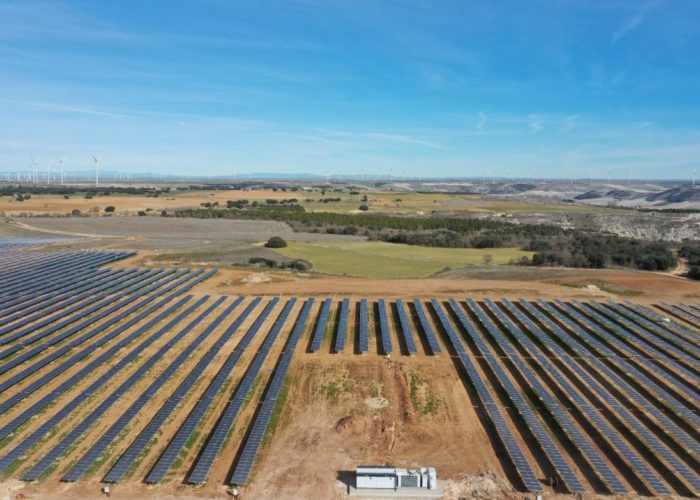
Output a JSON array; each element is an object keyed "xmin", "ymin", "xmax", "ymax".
[{"xmin": 174, "ymin": 205, "xmax": 678, "ymax": 272}]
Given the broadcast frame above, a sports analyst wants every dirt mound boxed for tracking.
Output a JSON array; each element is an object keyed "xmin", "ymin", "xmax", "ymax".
[{"xmin": 442, "ymin": 472, "xmax": 514, "ymax": 499}]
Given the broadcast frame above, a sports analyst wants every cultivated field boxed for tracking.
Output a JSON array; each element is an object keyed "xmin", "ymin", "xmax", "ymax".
[
  {"xmin": 273, "ymin": 241, "xmax": 533, "ymax": 278},
  {"xmin": 0, "ymin": 242, "xmax": 699, "ymax": 499}
]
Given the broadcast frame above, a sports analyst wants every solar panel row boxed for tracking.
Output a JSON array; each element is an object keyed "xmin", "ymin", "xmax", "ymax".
[
  {"xmin": 568, "ymin": 301, "xmax": 700, "ymax": 403},
  {"xmin": 0, "ymin": 295, "xmax": 198, "ymax": 474},
  {"xmin": 540, "ymin": 300, "xmax": 700, "ymax": 430},
  {"xmin": 358, "ymin": 299, "xmax": 369, "ymax": 353},
  {"xmin": 460, "ymin": 299, "xmax": 588, "ymax": 494},
  {"xmin": 23, "ymin": 296, "xmax": 218, "ymax": 482},
  {"xmin": 309, "ymin": 298, "xmax": 331, "ymax": 352},
  {"xmin": 376, "ymin": 299, "xmax": 393, "ymax": 354},
  {"xmin": 427, "ymin": 299, "xmax": 542, "ymax": 493},
  {"xmin": 229, "ymin": 298, "xmax": 315, "ymax": 485},
  {"xmin": 187, "ymin": 298, "xmax": 297, "ymax": 484},
  {"xmin": 61, "ymin": 296, "xmax": 231, "ymax": 482},
  {"xmin": 145, "ymin": 297, "xmax": 277, "ymax": 483},
  {"xmin": 334, "ymin": 298, "xmax": 349, "ymax": 352},
  {"xmin": 504, "ymin": 299, "xmax": 700, "ymax": 493},
  {"xmin": 102, "ymin": 297, "xmax": 245, "ymax": 483},
  {"xmin": 394, "ymin": 299, "xmax": 417, "ymax": 354},
  {"xmin": 412, "ymin": 300, "xmax": 441, "ymax": 354}
]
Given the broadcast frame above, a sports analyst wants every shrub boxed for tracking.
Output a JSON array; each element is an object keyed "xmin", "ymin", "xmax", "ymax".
[
  {"xmin": 104, "ymin": 206, "xmax": 115, "ymax": 213},
  {"xmin": 358, "ymin": 204, "xmax": 369, "ymax": 211},
  {"xmin": 137, "ymin": 210, "xmax": 147, "ymax": 216},
  {"xmin": 286, "ymin": 259, "xmax": 312, "ymax": 272},
  {"xmin": 264, "ymin": 236, "xmax": 287, "ymax": 248},
  {"xmin": 249, "ymin": 257, "xmax": 277, "ymax": 268},
  {"xmin": 71, "ymin": 209, "xmax": 81, "ymax": 217}
]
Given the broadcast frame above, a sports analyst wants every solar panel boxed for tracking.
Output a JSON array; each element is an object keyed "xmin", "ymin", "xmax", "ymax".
[
  {"xmin": 334, "ymin": 298, "xmax": 349, "ymax": 352},
  {"xmin": 186, "ymin": 299, "xmax": 297, "ymax": 484},
  {"xmin": 510, "ymin": 299, "xmax": 700, "ymax": 490},
  {"xmin": 427, "ymin": 299, "xmax": 541, "ymax": 493},
  {"xmin": 569, "ymin": 300, "xmax": 700, "ymax": 402},
  {"xmin": 376, "ymin": 299, "xmax": 393, "ymax": 354},
  {"xmin": 103, "ymin": 297, "xmax": 246, "ymax": 483},
  {"xmin": 542, "ymin": 300, "xmax": 700, "ymax": 431},
  {"xmin": 394, "ymin": 299, "xmax": 417, "ymax": 354},
  {"xmin": 412, "ymin": 300, "xmax": 441, "ymax": 354},
  {"xmin": 457, "ymin": 299, "xmax": 588, "ymax": 495},
  {"xmin": 22, "ymin": 296, "xmax": 216, "ymax": 482},
  {"xmin": 309, "ymin": 298, "xmax": 331, "ymax": 352},
  {"xmin": 229, "ymin": 299, "xmax": 314, "ymax": 485},
  {"xmin": 620, "ymin": 301, "xmax": 700, "ymax": 347},
  {"xmin": 145, "ymin": 297, "xmax": 277, "ymax": 483},
  {"xmin": 62, "ymin": 296, "xmax": 233, "ymax": 482},
  {"xmin": 601, "ymin": 302, "xmax": 700, "ymax": 359},
  {"xmin": 0, "ymin": 270, "xmax": 212, "ymax": 412},
  {"xmin": 0, "ymin": 295, "xmax": 197, "ymax": 474},
  {"xmin": 357, "ymin": 299, "xmax": 369, "ymax": 353}
]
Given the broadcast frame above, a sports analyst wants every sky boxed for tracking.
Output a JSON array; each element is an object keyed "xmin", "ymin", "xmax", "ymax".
[{"xmin": 0, "ymin": 0, "xmax": 699, "ymax": 179}]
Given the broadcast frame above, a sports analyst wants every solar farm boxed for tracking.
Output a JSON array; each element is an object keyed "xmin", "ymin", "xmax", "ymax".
[{"xmin": 0, "ymin": 239, "xmax": 699, "ymax": 498}]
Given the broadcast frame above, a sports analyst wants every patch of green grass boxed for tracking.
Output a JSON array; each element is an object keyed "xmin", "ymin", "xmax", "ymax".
[
  {"xmin": 273, "ymin": 241, "xmax": 533, "ymax": 278},
  {"xmin": 262, "ymin": 375, "xmax": 290, "ymax": 445},
  {"xmin": 408, "ymin": 372, "xmax": 440, "ymax": 416}
]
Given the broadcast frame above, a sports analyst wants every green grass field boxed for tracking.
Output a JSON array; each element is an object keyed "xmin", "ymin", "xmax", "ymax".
[{"xmin": 272, "ymin": 241, "xmax": 533, "ymax": 278}]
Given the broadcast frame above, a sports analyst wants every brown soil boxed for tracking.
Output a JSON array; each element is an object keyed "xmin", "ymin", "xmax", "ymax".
[
  {"xmin": 239, "ymin": 356, "xmax": 509, "ymax": 500},
  {"xmin": 189, "ymin": 266, "xmax": 700, "ymax": 304}
]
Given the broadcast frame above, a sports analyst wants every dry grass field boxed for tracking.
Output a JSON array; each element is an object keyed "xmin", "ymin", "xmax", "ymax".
[{"xmin": 0, "ymin": 188, "xmax": 615, "ymax": 217}]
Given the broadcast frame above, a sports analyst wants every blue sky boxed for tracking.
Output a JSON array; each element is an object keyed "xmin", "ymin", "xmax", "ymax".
[{"xmin": 0, "ymin": 0, "xmax": 698, "ymax": 179}]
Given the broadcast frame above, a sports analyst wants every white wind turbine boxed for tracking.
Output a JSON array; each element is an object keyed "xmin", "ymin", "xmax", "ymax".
[{"xmin": 92, "ymin": 155, "xmax": 100, "ymax": 188}]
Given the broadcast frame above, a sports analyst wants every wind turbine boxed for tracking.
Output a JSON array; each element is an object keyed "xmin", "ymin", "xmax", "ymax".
[
  {"xmin": 59, "ymin": 158, "xmax": 65, "ymax": 186},
  {"xmin": 92, "ymin": 155, "xmax": 100, "ymax": 188}
]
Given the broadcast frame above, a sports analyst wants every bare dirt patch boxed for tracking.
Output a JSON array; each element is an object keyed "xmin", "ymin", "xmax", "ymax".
[{"xmin": 238, "ymin": 356, "xmax": 506, "ymax": 499}]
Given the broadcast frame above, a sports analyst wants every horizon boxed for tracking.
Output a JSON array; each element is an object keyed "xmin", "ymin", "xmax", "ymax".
[{"xmin": 1, "ymin": 1, "xmax": 699, "ymax": 179}]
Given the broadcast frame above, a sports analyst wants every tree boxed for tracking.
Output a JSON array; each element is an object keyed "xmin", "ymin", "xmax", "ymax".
[
  {"xmin": 358, "ymin": 204, "xmax": 369, "ymax": 211},
  {"xmin": 104, "ymin": 206, "xmax": 115, "ymax": 213},
  {"xmin": 264, "ymin": 236, "xmax": 287, "ymax": 248}
]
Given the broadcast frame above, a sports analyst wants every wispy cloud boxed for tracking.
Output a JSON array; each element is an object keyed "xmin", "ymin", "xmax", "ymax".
[
  {"xmin": 15, "ymin": 101, "xmax": 127, "ymax": 119},
  {"xmin": 611, "ymin": 0, "xmax": 662, "ymax": 44},
  {"xmin": 529, "ymin": 114, "xmax": 544, "ymax": 133},
  {"xmin": 562, "ymin": 114, "xmax": 578, "ymax": 131},
  {"xmin": 476, "ymin": 111, "xmax": 487, "ymax": 135}
]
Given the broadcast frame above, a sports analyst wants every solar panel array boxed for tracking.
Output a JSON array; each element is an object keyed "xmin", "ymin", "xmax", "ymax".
[
  {"xmin": 309, "ymin": 297, "xmax": 331, "ymax": 352},
  {"xmin": 334, "ymin": 298, "xmax": 349, "ymax": 352},
  {"xmin": 1, "ymin": 241, "xmax": 699, "ymax": 496},
  {"xmin": 358, "ymin": 298, "xmax": 369, "ymax": 353},
  {"xmin": 145, "ymin": 297, "xmax": 277, "ymax": 483},
  {"xmin": 394, "ymin": 299, "xmax": 417, "ymax": 354},
  {"xmin": 376, "ymin": 299, "xmax": 393, "ymax": 354},
  {"xmin": 412, "ymin": 299, "xmax": 441, "ymax": 354},
  {"xmin": 229, "ymin": 299, "xmax": 314, "ymax": 485},
  {"xmin": 187, "ymin": 298, "xmax": 296, "ymax": 484}
]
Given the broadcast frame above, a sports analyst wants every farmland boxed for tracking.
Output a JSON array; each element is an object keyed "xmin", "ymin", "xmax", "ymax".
[
  {"xmin": 272, "ymin": 241, "xmax": 533, "ymax": 278},
  {"xmin": 0, "ymin": 240, "xmax": 699, "ymax": 499}
]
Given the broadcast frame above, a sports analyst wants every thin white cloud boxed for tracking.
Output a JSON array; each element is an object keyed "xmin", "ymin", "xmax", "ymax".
[
  {"xmin": 562, "ymin": 114, "xmax": 578, "ymax": 131},
  {"xmin": 477, "ymin": 111, "xmax": 487, "ymax": 135},
  {"xmin": 529, "ymin": 114, "xmax": 544, "ymax": 133},
  {"xmin": 611, "ymin": 0, "xmax": 662, "ymax": 44}
]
